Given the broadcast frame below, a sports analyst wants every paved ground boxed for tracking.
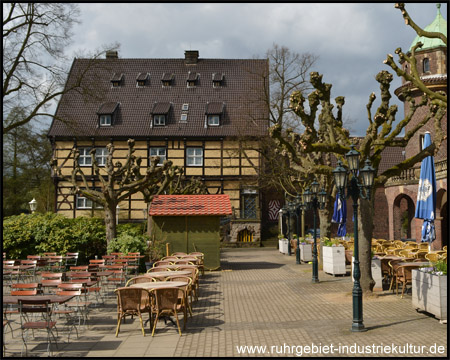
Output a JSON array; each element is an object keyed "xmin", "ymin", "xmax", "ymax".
[{"xmin": 3, "ymin": 248, "xmax": 447, "ymax": 357}]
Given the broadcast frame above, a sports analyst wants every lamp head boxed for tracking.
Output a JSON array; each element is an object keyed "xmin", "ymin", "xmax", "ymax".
[
  {"xmin": 333, "ymin": 160, "xmax": 348, "ymax": 191},
  {"xmin": 345, "ymin": 144, "xmax": 360, "ymax": 173}
]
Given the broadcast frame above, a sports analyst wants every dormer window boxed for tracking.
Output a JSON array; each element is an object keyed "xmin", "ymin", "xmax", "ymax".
[
  {"xmin": 136, "ymin": 73, "xmax": 150, "ymax": 87},
  {"xmin": 212, "ymin": 73, "xmax": 224, "ymax": 87},
  {"xmin": 111, "ymin": 73, "xmax": 124, "ymax": 87},
  {"xmin": 205, "ymin": 102, "xmax": 225, "ymax": 127},
  {"xmin": 100, "ymin": 114, "xmax": 112, "ymax": 126},
  {"xmin": 186, "ymin": 72, "xmax": 199, "ymax": 88},
  {"xmin": 151, "ymin": 102, "xmax": 171, "ymax": 127},
  {"xmin": 154, "ymin": 114, "xmax": 166, "ymax": 126},
  {"xmin": 97, "ymin": 102, "xmax": 119, "ymax": 127},
  {"xmin": 207, "ymin": 115, "xmax": 220, "ymax": 126},
  {"xmin": 161, "ymin": 73, "xmax": 174, "ymax": 87}
]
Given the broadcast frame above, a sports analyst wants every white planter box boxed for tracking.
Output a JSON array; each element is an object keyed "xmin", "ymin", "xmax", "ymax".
[
  {"xmin": 299, "ymin": 243, "xmax": 312, "ymax": 262},
  {"xmin": 351, "ymin": 257, "xmax": 383, "ymax": 290},
  {"xmin": 322, "ymin": 246, "xmax": 346, "ymax": 275},
  {"xmin": 412, "ymin": 269, "xmax": 447, "ymax": 320},
  {"xmin": 279, "ymin": 239, "xmax": 289, "ymax": 254}
]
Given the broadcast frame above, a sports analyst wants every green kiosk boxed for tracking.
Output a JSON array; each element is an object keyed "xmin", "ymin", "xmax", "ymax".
[{"xmin": 149, "ymin": 194, "xmax": 232, "ymax": 270}]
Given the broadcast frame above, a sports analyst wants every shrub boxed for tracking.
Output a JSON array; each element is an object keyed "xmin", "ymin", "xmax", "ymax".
[
  {"xmin": 107, "ymin": 232, "xmax": 147, "ymax": 255},
  {"xmin": 3, "ymin": 213, "xmax": 106, "ymax": 261}
]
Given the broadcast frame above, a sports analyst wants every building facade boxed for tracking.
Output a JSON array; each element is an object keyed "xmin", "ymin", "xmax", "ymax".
[
  {"xmin": 48, "ymin": 50, "xmax": 269, "ymax": 244},
  {"xmin": 385, "ymin": 6, "xmax": 447, "ymax": 249}
]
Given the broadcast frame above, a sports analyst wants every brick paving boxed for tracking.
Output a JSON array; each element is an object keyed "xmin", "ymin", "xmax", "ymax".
[{"xmin": 3, "ymin": 248, "xmax": 447, "ymax": 357}]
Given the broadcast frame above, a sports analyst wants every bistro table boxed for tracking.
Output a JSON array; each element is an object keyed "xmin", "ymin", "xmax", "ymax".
[
  {"xmin": 143, "ymin": 271, "xmax": 192, "ymax": 279},
  {"xmin": 3, "ymin": 294, "xmax": 75, "ymax": 305},
  {"xmin": 129, "ymin": 281, "xmax": 188, "ymax": 290}
]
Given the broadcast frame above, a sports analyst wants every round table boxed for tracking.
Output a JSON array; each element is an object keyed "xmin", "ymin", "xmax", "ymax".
[
  {"xmin": 129, "ymin": 281, "xmax": 188, "ymax": 289},
  {"xmin": 144, "ymin": 271, "xmax": 192, "ymax": 278}
]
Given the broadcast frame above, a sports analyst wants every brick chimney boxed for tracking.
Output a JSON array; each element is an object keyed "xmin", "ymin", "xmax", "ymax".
[
  {"xmin": 185, "ymin": 50, "xmax": 199, "ymax": 64},
  {"xmin": 106, "ymin": 50, "xmax": 118, "ymax": 59}
]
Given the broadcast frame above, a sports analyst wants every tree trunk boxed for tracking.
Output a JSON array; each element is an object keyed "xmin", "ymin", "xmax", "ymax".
[
  {"xmin": 105, "ymin": 204, "xmax": 117, "ymax": 248},
  {"xmin": 318, "ymin": 203, "xmax": 332, "ymax": 265},
  {"xmin": 358, "ymin": 196, "xmax": 376, "ymax": 294}
]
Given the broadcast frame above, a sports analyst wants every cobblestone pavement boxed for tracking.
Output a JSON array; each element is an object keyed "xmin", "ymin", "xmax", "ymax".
[{"xmin": 3, "ymin": 248, "xmax": 447, "ymax": 357}]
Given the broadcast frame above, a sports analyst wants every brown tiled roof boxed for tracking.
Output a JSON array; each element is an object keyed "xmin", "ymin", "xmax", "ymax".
[
  {"xmin": 97, "ymin": 102, "xmax": 119, "ymax": 114},
  {"xmin": 149, "ymin": 195, "xmax": 232, "ymax": 216},
  {"xmin": 49, "ymin": 56, "xmax": 268, "ymax": 139},
  {"xmin": 151, "ymin": 102, "xmax": 171, "ymax": 114},
  {"xmin": 205, "ymin": 102, "xmax": 224, "ymax": 114}
]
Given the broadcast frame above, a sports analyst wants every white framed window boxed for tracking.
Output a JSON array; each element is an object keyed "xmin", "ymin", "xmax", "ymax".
[
  {"xmin": 154, "ymin": 114, "xmax": 166, "ymax": 126},
  {"xmin": 186, "ymin": 147, "xmax": 203, "ymax": 166},
  {"xmin": 76, "ymin": 194, "xmax": 103, "ymax": 209},
  {"xmin": 207, "ymin": 114, "xmax": 220, "ymax": 126},
  {"xmin": 76, "ymin": 195, "xmax": 93, "ymax": 209},
  {"xmin": 99, "ymin": 114, "xmax": 112, "ymax": 126},
  {"xmin": 150, "ymin": 147, "xmax": 167, "ymax": 165},
  {"xmin": 95, "ymin": 148, "xmax": 108, "ymax": 166},
  {"xmin": 180, "ymin": 113, "xmax": 188, "ymax": 122},
  {"xmin": 78, "ymin": 148, "xmax": 92, "ymax": 166},
  {"xmin": 182, "ymin": 104, "xmax": 189, "ymax": 111},
  {"xmin": 187, "ymin": 80, "xmax": 196, "ymax": 88}
]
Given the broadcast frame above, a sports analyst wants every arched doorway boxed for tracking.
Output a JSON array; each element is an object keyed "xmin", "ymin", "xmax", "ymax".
[{"xmin": 393, "ymin": 194, "xmax": 415, "ymax": 240}]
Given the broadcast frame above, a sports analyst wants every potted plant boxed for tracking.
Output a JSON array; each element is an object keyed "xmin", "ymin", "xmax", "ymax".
[
  {"xmin": 322, "ymin": 237, "xmax": 346, "ymax": 276},
  {"xmin": 278, "ymin": 234, "xmax": 288, "ymax": 255},
  {"xmin": 298, "ymin": 237, "xmax": 312, "ymax": 262},
  {"xmin": 412, "ymin": 260, "xmax": 447, "ymax": 320}
]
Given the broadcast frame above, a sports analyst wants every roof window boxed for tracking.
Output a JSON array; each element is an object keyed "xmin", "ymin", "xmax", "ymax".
[
  {"xmin": 187, "ymin": 72, "xmax": 199, "ymax": 87},
  {"xmin": 97, "ymin": 102, "xmax": 119, "ymax": 127},
  {"xmin": 151, "ymin": 102, "xmax": 171, "ymax": 127},
  {"xmin": 212, "ymin": 73, "xmax": 224, "ymax": 87},
  {"xmin": 136, "ymin": 73, "xmax": 150, "ymax": 87},
  {"xmin": 111, "ymin": 73, "xmax": 124, "ymax": 87},
  {"xmin": 161, "ymin": 73, "xmax": 174, "ymax": 87}
]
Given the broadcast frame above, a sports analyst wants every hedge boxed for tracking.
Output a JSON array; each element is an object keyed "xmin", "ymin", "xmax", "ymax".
[{"xmin": 2, "ymin": 213, "xmax": 144, "ymax": 263}]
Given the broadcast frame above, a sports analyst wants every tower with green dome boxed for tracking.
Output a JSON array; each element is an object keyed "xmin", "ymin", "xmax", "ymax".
[{"xmin": 394, "ymin": 3, "xmax": 447, "ymax": 162}]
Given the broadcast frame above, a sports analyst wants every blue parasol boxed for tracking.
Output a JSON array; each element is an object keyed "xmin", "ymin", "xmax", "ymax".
[
  {"xmin": 414, "ymin": 132, "xmax": 436, "ymax": 243},
  {"xmin": 332, "ymin": 192, "xmax": 347, "ymax": 237}
]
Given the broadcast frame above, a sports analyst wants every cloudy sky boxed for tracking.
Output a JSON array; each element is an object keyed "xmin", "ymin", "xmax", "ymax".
[{"xmin": 66, "ymin": 2, "xmax": 446, "ymax": 136}]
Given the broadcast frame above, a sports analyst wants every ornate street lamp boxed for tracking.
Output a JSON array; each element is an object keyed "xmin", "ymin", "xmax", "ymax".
[
  {"xmin": 333, "ymin": 144, "xmax": 375, "ymax": 332},
  {"xmin": 303, "ymin": 180, "xmax": 327, "ymax": 283},
  {"xmin": 29, "ymin": 198, "xmax": 37, "ymax": 213}
]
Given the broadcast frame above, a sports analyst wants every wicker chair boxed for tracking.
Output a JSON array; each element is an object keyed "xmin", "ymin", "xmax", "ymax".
[
  {"xmin": 395, "ymin": 265, "xmax": 420, "ymax": 298},
  {"xmin": 151, "ymin": 287, "xmax": 185, "ymax": 336},
  {"xmin": 166, "ymin": 276, "xmax": 193, "ymax": 318},
  {"xmin": 425, "ymin": 253, "xmax": 441, "ymax": 262},
  {"xmin": 125, "ymin": 276, "xmax": 155, "ymax": 287},
  {"xmin": 114, "ymin": 287, "xmax": 152, "ymax": 337},
  {"xmin": 415, "ymin": 251, "xmax": 429, "ymax": 260}
]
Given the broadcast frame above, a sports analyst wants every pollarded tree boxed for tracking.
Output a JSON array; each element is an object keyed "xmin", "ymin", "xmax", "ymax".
[
  {"xmin": 270, "ymin": 3, "xmax": 447, "ymax": 294},
  {"xmin": 271, "ymin": 69, "xmax": 445, "ymax": 293},
  {"xmin": 51, "ymin": 138, "xmax": 206, "ymax": 245}
]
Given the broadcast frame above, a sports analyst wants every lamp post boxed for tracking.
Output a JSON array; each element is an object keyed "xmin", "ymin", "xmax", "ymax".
[
  {"xmin": 303, "ymin": 179, "xmax": 327, "ymax": 283},
  {"xmin": 286, "ymin": 206, "xmax": 292, "ymax": 256},
  {"xmin": 29, "ymin": 198, "xmax": 37, "ymax": 213},
  {"xmin": 333, "ymin": 144, "xmax": 375, "ymax": 332}
]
